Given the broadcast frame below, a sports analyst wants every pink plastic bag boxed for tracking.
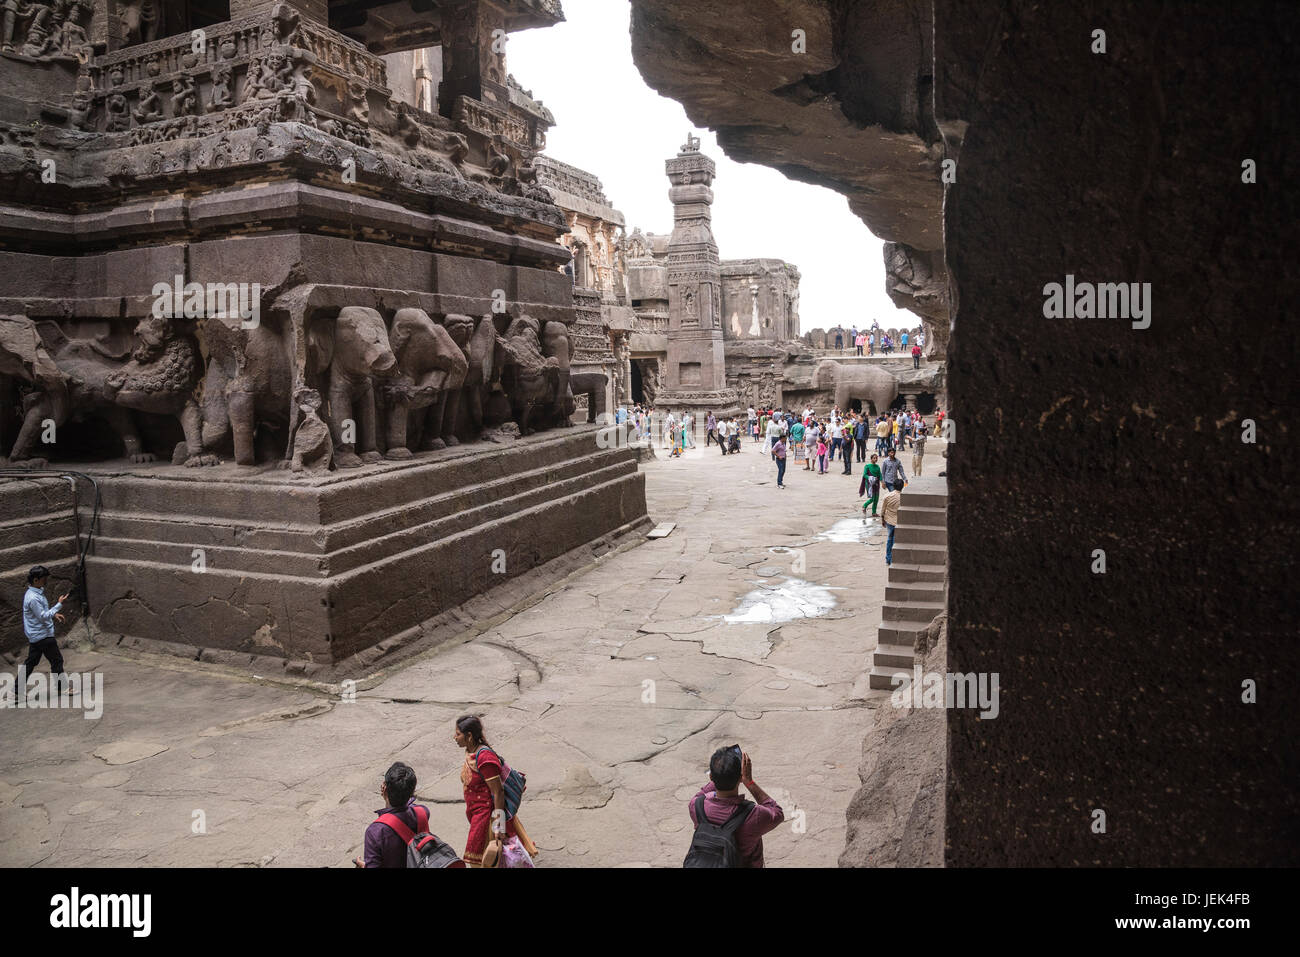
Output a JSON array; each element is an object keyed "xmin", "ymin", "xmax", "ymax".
[{"xmin": 500, "ymin": 835, "xmax": 535, "ymax": 869}]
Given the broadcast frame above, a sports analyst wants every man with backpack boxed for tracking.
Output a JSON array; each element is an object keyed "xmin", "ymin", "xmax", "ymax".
[
  {"xmin": 683, "ymin": 746, "xmax": 784, "ymax": 868},
  {"xmin": 355, "ymin": 761, "xmax": 463, "ymax": 867}
]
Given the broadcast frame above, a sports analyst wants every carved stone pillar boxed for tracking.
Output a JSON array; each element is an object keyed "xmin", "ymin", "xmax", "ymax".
[
  {"xmin": 903, "ymin": 392, "xmax": 919, "ymax": 411},
  {"xmin": 438, "ymin": 0, "xmax": 509, "ymax": 118}
]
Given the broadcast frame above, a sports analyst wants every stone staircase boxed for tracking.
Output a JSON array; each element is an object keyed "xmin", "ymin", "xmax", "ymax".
[{"xmin": 868, "ymin": 480, "xmax": 947, "ymax": 690}]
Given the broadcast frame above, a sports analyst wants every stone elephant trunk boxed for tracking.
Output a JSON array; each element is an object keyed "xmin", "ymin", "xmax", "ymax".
[
  {"xmin": 308, "ymin": 306, "xmax": 398, "ymax": 469},
  {"xmin": 381, "ymin": 308, "xmax": 470, "ymax": 458}
]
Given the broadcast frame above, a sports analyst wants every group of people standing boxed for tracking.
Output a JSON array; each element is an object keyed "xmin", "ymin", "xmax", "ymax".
[{"xmin": 830, "ymin": 325, "xmax": 926, "ymax": 368}]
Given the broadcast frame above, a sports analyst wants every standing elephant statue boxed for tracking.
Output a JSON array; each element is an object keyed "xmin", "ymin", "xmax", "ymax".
[
  {"xmin": 498, "ymin": 315, "xmax": 557, "ymax": 436},
  {"xmin": 444, "ymin": 314, "xmax": 499, "ymax": 443},
  {"xmin": 199, "ymin": 315, "xmax": 293, "ymax": 467},
  {"xmin": 380, "ymin": 308, "xmax": 469, "ymax": 457},
  {"xmin": 812, "ymin": 359, "xmax": 900, "ymax": 415},
  {"xmin": 308, "ymin": 306, "xmax": 397, "ymax": 468},
  {"xmin": 541, "ymin": 320, "xmax": 573, "ymax": 427}
]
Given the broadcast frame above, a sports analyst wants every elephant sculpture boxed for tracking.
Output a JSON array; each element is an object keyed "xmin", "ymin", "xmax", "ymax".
[
  {"xmin": 541, "ymin": 320, "xmax": 574, "ymax": 427},
  {"xmin": 812, "ymin": 359, "xmax": 899, "ymax": 415},
  {"xmin": 568, "ymin": 371, "xmax": 608, "ymax": 424},
  {"xmin": 308, "ymin": 306, "xmax": 397, "ymax": 469},
  {"xmin": 199, "ymin": 315, "xmax": 293, "ymax": 466},
  {"xmin": 0, "ymin": 313, "xmax": 210, "ymax": 467},
  {"xmin": 444, "ymin": 314, "xmax": 499, "ymax": 442},
  {"xmin": 380, "ymin": 308, "xmax": 469, "ymax": 457},
  {"xmin": 498, "ymin": 315, "xmax": 558, "ymax": 436}
]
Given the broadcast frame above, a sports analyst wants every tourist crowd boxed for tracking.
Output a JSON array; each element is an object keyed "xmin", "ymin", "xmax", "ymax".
[{"xmin": 827, "ymin": 324, "xmax": 925, "ymax": 368}]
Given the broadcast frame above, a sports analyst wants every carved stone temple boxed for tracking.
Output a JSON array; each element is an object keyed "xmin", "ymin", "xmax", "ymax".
[{"xmin": 0, "ymin": 0, "xmax": 650, "ymax": 675}]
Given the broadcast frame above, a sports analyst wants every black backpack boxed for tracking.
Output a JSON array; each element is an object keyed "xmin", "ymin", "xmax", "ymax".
[
  {"xmin": 683, "ymin": 796, "xmax": 754, "ymax": 868},
  {"xmin": 377, "ymin": 806, "xmax": 465, "ymax": 868}
]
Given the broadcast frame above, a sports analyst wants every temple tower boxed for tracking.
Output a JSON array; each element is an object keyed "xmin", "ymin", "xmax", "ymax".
[{"xmin": 656, "ymin": 134, "xmax": 741, "ymax": 415}]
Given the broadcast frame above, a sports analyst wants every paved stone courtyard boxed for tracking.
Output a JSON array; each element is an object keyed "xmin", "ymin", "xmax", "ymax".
[{"xmin": 0, "ymin": 439, "xmax": 940, "ymax": 867}]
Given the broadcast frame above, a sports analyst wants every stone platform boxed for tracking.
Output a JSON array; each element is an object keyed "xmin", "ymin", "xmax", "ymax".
[{"xmin": 1, "ymin": 426, "xmax": 650, "ymax": 674}]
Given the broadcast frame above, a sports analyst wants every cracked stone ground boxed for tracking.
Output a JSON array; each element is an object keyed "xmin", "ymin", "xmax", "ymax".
[{"xmin": 1, "ymin": 440, "xmax": 906, "ymax": 867}]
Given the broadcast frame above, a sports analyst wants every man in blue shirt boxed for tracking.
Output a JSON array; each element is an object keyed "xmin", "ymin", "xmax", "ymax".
[{"xmin": 21, "ymin": 565, "xmax": 68, "ymax": 688}]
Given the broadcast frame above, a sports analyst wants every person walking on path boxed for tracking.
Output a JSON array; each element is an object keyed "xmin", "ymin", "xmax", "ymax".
[
  {"xmin": 912, "ymin": 431, "xmax": 927, "ymax": 476},
  {"xmin": 860, "ymin": 454, "xmax": 883, "ymax": 518},
  {"xmin": 20, "ymin": 565, "xmax": 69, "ymax": 692},
  {"xmin": 900, "ymin": 330, "xmax": 909, "ymax": 353},
  {"xmin": 880, "ymin": 482, "xmax": 902, "ymax": 566},
  {"xmin": 911, "ymin": 342, "xmax": 922, "ymax": 369},
  {"xmin": 706, "ymin": 411, "xmax": 717, "ymax": 447},
  {"xmin": 815, "ymin": 435, "xmax": 828, "ymax": 474},
  {"xmin": 454, "ymin": 716, "xmax": 538, "ymax": 868},
  {"xmin": 772, "ymin": 435, "xmax": 788, "ymax": 488},
  {"xmin": 855, "ymin": 332, "xmax": 865, "ymax": 356},
  {"xmin": 881, "ymin": 448, "xmax": 907, "ymax": 491}
]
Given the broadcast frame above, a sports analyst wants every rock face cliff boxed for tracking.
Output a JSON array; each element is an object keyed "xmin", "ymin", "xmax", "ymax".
[{"xmin": 632, "ymin": 0, "xmax": 1299, "ymax": 866}]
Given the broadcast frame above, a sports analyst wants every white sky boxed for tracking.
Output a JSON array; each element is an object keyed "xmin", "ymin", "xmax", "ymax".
[{"xmin": 507, "ymin": 0, "xmax": 914, "ymax": 334}]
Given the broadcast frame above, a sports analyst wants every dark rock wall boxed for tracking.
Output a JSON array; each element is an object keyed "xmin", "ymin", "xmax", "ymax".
[{"xmin": 938, "ymin": 0, "xmax": 1298, "ymax": 866}]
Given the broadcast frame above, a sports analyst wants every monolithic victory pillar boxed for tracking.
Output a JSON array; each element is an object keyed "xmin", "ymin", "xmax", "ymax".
[{"xmin": 656, "ymin": 134, "xmax": 741, "ymax": 416}]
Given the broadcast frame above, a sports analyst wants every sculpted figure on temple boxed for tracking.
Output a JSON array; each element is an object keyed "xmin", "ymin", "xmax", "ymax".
[
  {"xmin": 0, "ymin": 314, "xmax": 210, "ymax": 466},
  {"xmin": 445, "ymin": 314, "xmax": 500, "ymax": 443},
  {"xmin": 68, "ymin": 89, "xmax": 92, "ymax": 129},
  {"xmin": 346, "ymin": 79, "xmax": 369, "ymax": 124},
  {"xmin": 486, "ymin": 137, "xmax": 511, "ymax": 178},
  {"xmin": 117, "ymin": 0, "xmax": 158, "ymax": 46},
  {"xmin": 290, "ymin": 59, "xmax": 315, "ymax": 106},
  {"xmin": 132, "ymin": 84, "xmax": 162, "ymax": 124},
  {"xmin": 199, "ymin": 315, "xmax": 292, "ymax": 467},
  {"xmin": 208, "ymin": 64, "xmax": 233, "ymax": 112},
  {"xmin": 541, "ymin": 320, "xmax": 574, "ymax": 427},
  {"xmin": 270, "ymin": 2, "xmax": 300, "ymax": 45},
  {"xmin": 498, "ymin": 315, "xmax": 558, "ymax": 436},
  {"xmin": 309, "ymin": 307, "xmax": 396, "ymax": 469},
  {"xmin": 287, "ymin": 387, "xmax": 331, "ymax": 473},
  {"xmin": 15, "ymin": 0, "xmax": 55, "ymax": 57},
  {"xmin": 171, "ymin": 76, "xmax": 197, "ymax": 117},
  {"xmin": 379, "ymin": 308, "xmax": 469, "ymax": 458},
  {"xmin": 105, "ymin": 90, "xmax": 129, "ymax": 131}
]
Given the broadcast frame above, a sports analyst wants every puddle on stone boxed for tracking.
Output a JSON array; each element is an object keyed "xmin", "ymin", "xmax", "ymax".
[
  {"xmin": 815, "ymin": 518, "xmax": 882, "ymax": 543},
  {"xmin": 722, "ymin": 578, "xmax": 837, "ymax": 624}
]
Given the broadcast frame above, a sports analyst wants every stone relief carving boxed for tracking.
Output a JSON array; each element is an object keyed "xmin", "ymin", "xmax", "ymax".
[
  {"xmin": 380, "ymin": 308, "xmax": 469, "ymax": 458},
  {"xmin": 0, "ymin": 313, "xmax": 211, "ymax": 468}
]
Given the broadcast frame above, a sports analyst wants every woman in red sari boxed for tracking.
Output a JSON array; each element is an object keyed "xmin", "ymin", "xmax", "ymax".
[{"xmin": 454, "ymin": 715, "xmax": 538, "ymax": 867}]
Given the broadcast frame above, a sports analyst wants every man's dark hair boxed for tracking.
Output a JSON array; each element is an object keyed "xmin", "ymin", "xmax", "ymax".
[
  {"xmin": 384, "ymin": 762, "xmax": 417, "ymax": 808},
  {"xmin": 709, "ymin": 746, "xmax": 742, "ymax": 791},
  {"xmin": 27, "ymin": 565, "xmax": 49, "ymax": 585}
]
